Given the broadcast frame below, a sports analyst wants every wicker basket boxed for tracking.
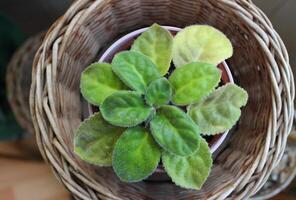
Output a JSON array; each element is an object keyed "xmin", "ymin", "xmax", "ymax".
[
  {"xmin": 6, "ymin": 33, "xmax": 44, "ymax": 154},
  {"xmin": 30, "ymin": 0, "xmax": 295, "ymax": 199}
]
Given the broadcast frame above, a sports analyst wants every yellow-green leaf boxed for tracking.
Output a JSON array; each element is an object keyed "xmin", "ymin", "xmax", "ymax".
[
  {"xmin": 173, "ymin": 25, "xmax": 233, "ymax": 67},
  {"xmin": 74, "ymin": 113, "xmax": 124, "ymax": 166},
  {"xmin": 188, "ymin": 83, "xmax": 248, "ymax": 135},
  {"xmin": 163, "ymin": 138, "xmax": 212, "ymax": 190},
  {"xmin": 80, "ymin": 63, "xmax": 126, "ymax": 106},
  {"xmin": 131, "ymin": 23, "xmax": 173, "ymax": 75},
  {"xmin": 169, "ymin": 62, "xmax": 221, "ymax": 106}
]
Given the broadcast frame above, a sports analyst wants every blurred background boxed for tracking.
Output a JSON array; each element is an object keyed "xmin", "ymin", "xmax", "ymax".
[{"xmin": 0, "ymin": 0, "xmax": 295, "ymax": 199}]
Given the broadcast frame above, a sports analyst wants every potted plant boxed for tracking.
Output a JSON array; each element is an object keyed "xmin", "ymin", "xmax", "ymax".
[{"xmin": 74, "ymin": 24, "xmax": 248, "ymax": 190}]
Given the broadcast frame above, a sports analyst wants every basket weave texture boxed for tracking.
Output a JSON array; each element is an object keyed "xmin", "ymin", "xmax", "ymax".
[
  {"xmin": 251, "ymin": 139, "xmax": 296, "ymax": 200},
  {"xmin": 30, "ymin": 0, "xmax": 295, "ymax": 199},
  {"xmin": 6, "ymin": 33, "xmax": 44, "ymax": 135}
]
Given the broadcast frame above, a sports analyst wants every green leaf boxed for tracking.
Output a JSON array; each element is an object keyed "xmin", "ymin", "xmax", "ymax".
[
  {"xmin": 169, "ymin": 62, "xmax": 221, "ymax": 106},
  {"xmin": 145, "ymin": 78, "xmax": 172, "ymax": 106},
  {"xmin": 80, "ymin": 63, "xmax": 126, "ymax": 105},
  {"xmin": 131, "ymin": 23, "xmax": 173, "ymax": 75},
  {"xmin": 112, "ymin": 51, "xmax": 161, "ymax": 93},
  {"xmin": 74, "ymin": 113, "xmax": 124, "ymax": 166},
  {"xmin": 150, "ymin": 105, "xmax": 200, "ymax": 156},
  {"xmin": 163, "ymin": 138, "xmax": 212, "ymax": 190},
  {"xmin": 101, "ymin": 91, "xmax": 153, "ymax": 127},
  {"xmin": 188, "ymin": 83, "xmax": 248, "ymax": 135},
  {"xmin": 172, "ymin": 25, "xmax": 233, "ymax": 67},
  {"xmin": 113, "ymin": 126, "xmax": 161, "ymax": 182}
]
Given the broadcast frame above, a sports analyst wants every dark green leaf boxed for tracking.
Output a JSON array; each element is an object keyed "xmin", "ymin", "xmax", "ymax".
[
  {"xmin": 101, "ymin": 91, "xmax": 153, "ymax": 127},
  {"xmin": 145, "ymin": 78, "xmax": 172, "ymax": 106},
  {"xmin": 112, "ymin": 51, "xmax": 161, "ymax": 93},
  {"xmin": 150, "ymin": 105, "xmax": 200, "ymax": 156},
  {"xmin": 113, "ymin": 126, "xmax": 161, "ymax": 182}
]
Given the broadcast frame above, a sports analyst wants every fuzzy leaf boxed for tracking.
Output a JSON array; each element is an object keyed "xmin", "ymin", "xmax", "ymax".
[
  {"xmin": 80, "ymin": 63, "xmax": 126, "ymax": 105},
  {"xmin": 113, "ymin": 126, "xmax": 161, "ymax": 182},
  {"xmin": 169, "ymin": 62, "xmax": 221, "ymax": 106},
  {"xmin": 145, "ymin": 78, "xmax": 172, "ymax": 106},
  {"xmin": 74, "ymin": 113, "xmax": 124, "ymax": 166},
  {"xmin": 173, "ymin": 25, "xmax": 233, "ymax": 67},
  {"xmin": 101, "ymin": 91, "xmax": 153, "ymax": 127},
  {"xmin": 188, "ymin": 83, "xmax": 248, "ymax": 135},
  {"xmin": 150, "ymin": 105, "xmax": 200, "ymax": 156},
  {"xmin": 163, "ymin": 138, "xmax": 212, "ymax": 190},
  {"xmin": 112, "ymin": 51, "xmax": 161, "ymax": 93},
  {"xmin": 131, "ymin": 23, "xmax": 173, "ymax": 75}
]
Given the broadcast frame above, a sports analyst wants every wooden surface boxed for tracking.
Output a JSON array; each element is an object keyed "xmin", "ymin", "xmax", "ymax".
[{"xmin": 0, "ymin": 142, "xmax": 70, "ymax": 200}]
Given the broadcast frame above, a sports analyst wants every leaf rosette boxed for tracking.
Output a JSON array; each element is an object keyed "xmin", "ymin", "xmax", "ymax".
[{"xmin": 74, "ymin": 23, "xmax": 248, "ymax": 190}]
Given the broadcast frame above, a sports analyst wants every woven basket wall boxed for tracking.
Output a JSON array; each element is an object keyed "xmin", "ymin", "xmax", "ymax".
[
  {"xmin": 30, "ymin": 0, "xmax": 295, "ymax": 199},
  {"xmin": 6, "ymin": 33, "xmax": 44, "ymax": 152},
  {"xmin": 252, "ymin": 138, "xmax": 296, "ymax": 200}
]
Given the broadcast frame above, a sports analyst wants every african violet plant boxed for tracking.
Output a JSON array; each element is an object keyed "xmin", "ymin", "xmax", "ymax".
[{"xmin": 74, "ymin": 24, "xmax": 248, "ymax": 190}]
